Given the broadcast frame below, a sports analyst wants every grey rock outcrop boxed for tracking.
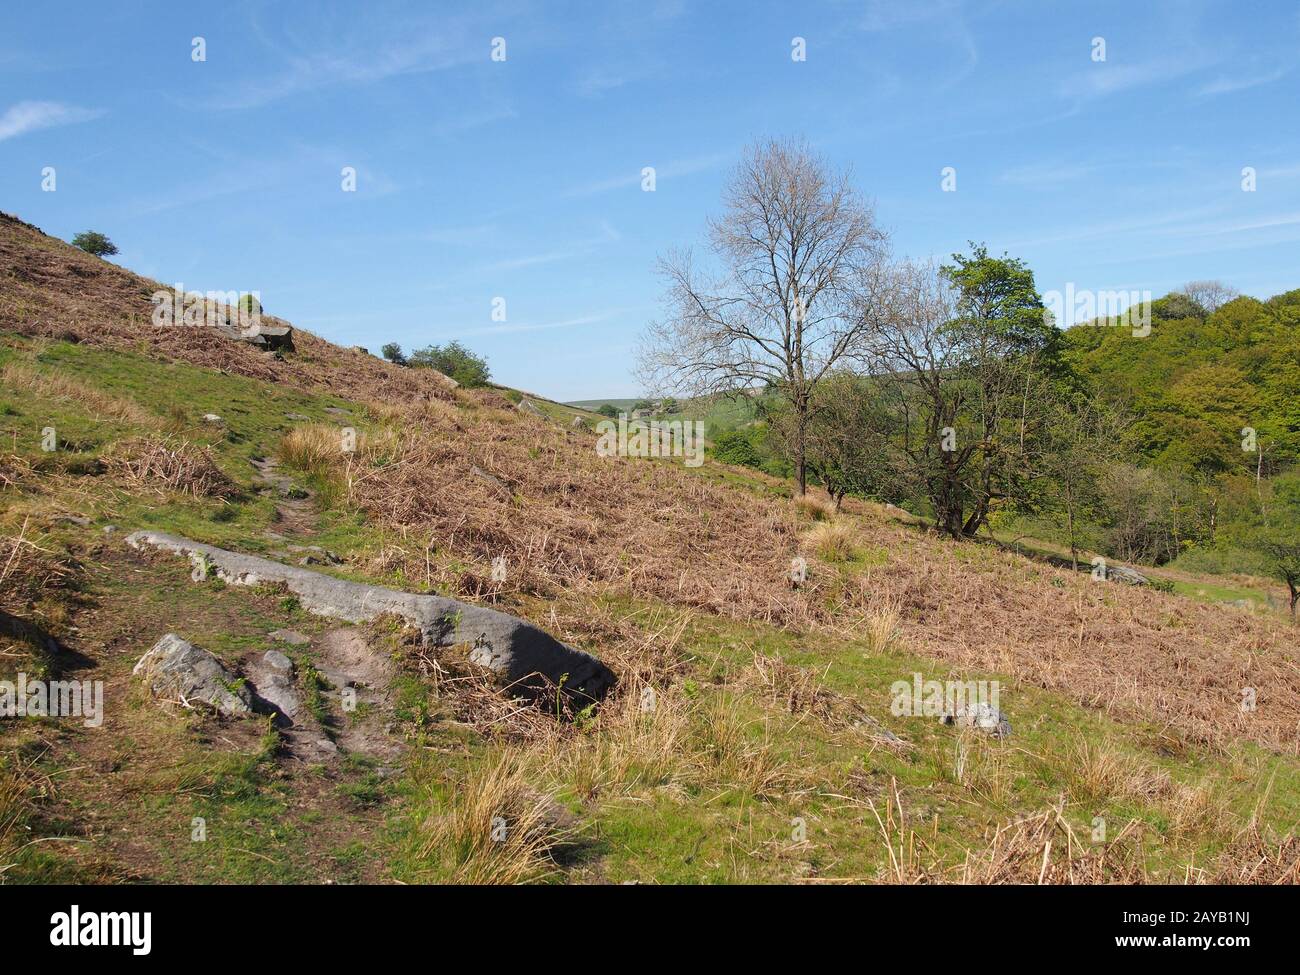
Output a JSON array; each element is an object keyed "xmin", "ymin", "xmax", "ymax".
[
  {"xmin": 133, "ymin": 633, "xmax": 252, "ymax": 715},
  {"xmin": 126, "ymin": 531, "xmax": 614, "ymax": 702},
  {"xmin": 1104, "ymin": 564, "xmax": 1150, "ymax": 586},
  {"xmin": 941, "ymin": 702, "xmax": 1012, "ymax": 738}
]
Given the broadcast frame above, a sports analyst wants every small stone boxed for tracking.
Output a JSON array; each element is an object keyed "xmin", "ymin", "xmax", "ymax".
[
  {"xmin": 202, "ymin": 414, "xmax": 223, "ymax": 423},
  {"xmin": 264, "ymin": 649, "xmax": 294, "ymax": 672},
  {"xmin": 246, "ymin": 650, "xmax": 302, "ymax": 721},
  {"xmin": 941, "ymin": 702, "xmax": 1011, "ymax": 738},
  {"xmin": 269, "ymin": 629, "xmax": 311, "ymax": 646}
]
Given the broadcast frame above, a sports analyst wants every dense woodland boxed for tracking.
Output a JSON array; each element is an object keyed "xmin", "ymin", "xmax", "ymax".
[{"xmin": 707, "ymin": 268, "xmax": 1300, "ymax": 606}]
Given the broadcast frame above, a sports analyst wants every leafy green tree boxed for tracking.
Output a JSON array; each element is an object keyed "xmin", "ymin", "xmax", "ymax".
[
  {"xmin": 596, "ymin": 404, "xmax": 620, "ymax": 418},
  {"xmin": 1257, "ymin": 525, "xmax": 1300, "ymax": 618},
  {"xmin": 1151, "ymin": 292, "xmax": 1205, "ymax": 322},
  {"xmin": 767, "ymin": 373, "xmax": 904, "ymax": 509},
  {"xmin": 381, "ymin": 343, "xmax": 407, "ymax": 365},
  {"xmin": 1242, "ymin": 472, "xmax": 1300, "ymax": 618},
  {"xmin": 70, "ymin": 231, "xmax": 118, "ymax": 257},
  {"xmin": 864, "ymin": 248, "xmax": 1057, "ymax": 537},
  {"xmin": 1037, "ymin": 396, "xmax": 1126, "ymax": 569},
  {"xmin": 408, "ymin": 340, "xmax": 490, "ymax": 387}
]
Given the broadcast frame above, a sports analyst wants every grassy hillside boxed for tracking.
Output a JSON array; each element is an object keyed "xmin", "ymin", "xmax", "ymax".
[{"xmin": 2, "ymin": 214, "xmax": 1297, "ymax": 884}]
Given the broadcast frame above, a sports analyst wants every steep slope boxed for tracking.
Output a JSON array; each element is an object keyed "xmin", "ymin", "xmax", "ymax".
[
  {"xmin": 2, "ymin": 215, "xmax": 1297, "ymax": 884},
  {"xmin": 0, "ymin": 212, "xmax": 455, "ymax": 406}
]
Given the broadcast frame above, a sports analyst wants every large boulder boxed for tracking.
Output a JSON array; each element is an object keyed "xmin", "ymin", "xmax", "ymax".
[
  {"xmin": 1105, "ymin": 564, "xmax": 1150, "ymax": 586},
  {"xmin": 133, "ymin": 633, "xmax": 252, "ymax": 715},
  {"xmin": 126, "ymin": 531, "xmax": 615, "ymax": 704}
]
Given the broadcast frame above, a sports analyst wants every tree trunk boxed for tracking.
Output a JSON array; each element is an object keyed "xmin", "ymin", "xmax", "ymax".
[
  {"xmin": 795, "ymin": 407, "xmax": 808, "ymax": 496},
  {"xmin": 1066, "ymin": 481, "xmax": 1078, "ymax": 571}
]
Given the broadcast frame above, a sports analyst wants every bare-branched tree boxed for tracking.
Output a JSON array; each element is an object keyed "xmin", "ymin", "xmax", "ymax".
[
  {"xmin": 1180, "ymin": 279, "xmax": 1239, "ymax": 315},
  {"xmin": 637, "ymin": 138, "xmax": 888, "ymax": 494}
]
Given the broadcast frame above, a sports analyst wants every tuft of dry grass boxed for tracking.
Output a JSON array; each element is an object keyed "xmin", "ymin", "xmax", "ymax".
[
  {"xmin": 0, "ymin": 767, "xmax": 26, "ymax": 876},
  {"xmin": 863, "ymin": 601, "xmax": 901, "ymax": 655},
  {"xmin": 805, "ymin": 520, "xmax": 857, "ymax": 562},
  {"xmin": 0, "ymin": 757, "xmax": 45, "ymax": 880},
  {"xmin": 1062, "ymin": 742, "xmax": 1172, "ymax": 806},
  {"xmin": 691, "ymin": 694, "xmax": 785, "ymax": 798},
  {"xmin": 793, "ymin": 494, "xmax": 834, "ymax": 521},
  {"xmin": 278, "ymin": 424, "xmax": 346, "ymax": 477},
  {"xmin": 542, "ymin": 678, "xmax": 788, "ymax": 803},
  {"xmin": 546, "ymin": 678, "xmax": 694, "ymax": 800},
  {"xmin": 411, "ymin": 754, "xmax": 570, "ymax": 885},
  {"xmin": 956, "ymin": 805, "xmax": 1149, "ymax": 884},
  {"xmin": 101, "ymin": 436, "xmax": 236, "ymax": 498},
  {"xmin": 0, "ymin": 452, "xmax": 33, "ymax": 491},
  {"xmin": 1202, "ymin": 823, "xmax": 1300, "ymax": 884},
  {"xmin": 0, "ymin": 516, "xmax": 79, "ymax": 610},
  {"xmin": 278, "ymin": 423, "xmax": 400, "ymax": 489}
]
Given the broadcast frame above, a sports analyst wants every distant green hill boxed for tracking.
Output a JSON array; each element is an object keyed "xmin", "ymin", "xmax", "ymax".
[{"xmin": 567, "ymin": 393, "xmax": 768, "ymax": 435}]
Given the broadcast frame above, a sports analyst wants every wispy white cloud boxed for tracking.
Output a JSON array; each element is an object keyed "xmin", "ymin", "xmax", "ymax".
[
  {"xmin": 856, "ymin": 0, "xmax": 978, "ymax": 87},
  {"xmin": 474, "ymin": 222, "xmax": 622, "ymax": 273},
  {"xmin": 563, "ymin": 152, "xmax": 729, "ymax": 198},
  {"xmin": 1002, "ymin": 204, "xmax": 1224, "ymax": 250},
  {"xmin": 1196, "ymin": 67, "xmax": 1290, "ymax": 96},
  {"xmin": 194, "ymin": 5, "xmax": 523, "ymax": 111},
  {"xmin": 0, "ymin": 101, "xmax": 102, "ymax": 142},
  {"xmin": 1000, "ymin": 161, "xmax": 1099, "ymax": 186},
  {"xmin": 573, "ymin": 68, "xmax": 628, "ymax": 98},
  {"xmin": 200, "ymin": 39, "xmax": 479, "ymax": 110},
  {"xmin": 1058, "ymin": 55, "xmax": 1215, "ymax": 101}
]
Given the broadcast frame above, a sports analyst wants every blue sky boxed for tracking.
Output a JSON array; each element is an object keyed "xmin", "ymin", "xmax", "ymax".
[{"xmin": 2, "ymin": 0, "xmax": 1298, "ymax": 400}]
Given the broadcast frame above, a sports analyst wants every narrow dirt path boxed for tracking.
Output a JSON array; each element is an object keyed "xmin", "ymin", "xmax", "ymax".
[
  {"xmin": 251, "ymin": 456, "xmax": 318, "ymax": 539},
  {"xmin": 28, "ymin": 545, "xmax": 401, "ymax": 883}
]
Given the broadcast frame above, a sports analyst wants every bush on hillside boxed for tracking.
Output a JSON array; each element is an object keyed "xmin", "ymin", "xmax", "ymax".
[
  {"xmin": 409, "ymin": 340, "xmax": 490, "ymax": 387},
  {"xmin": 711, "ymin": 428, "xmax": 761, "ymax": 467},
  {"xmin": 70, "ymin": 231, "xmax": 117, "ymax": 257}
]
